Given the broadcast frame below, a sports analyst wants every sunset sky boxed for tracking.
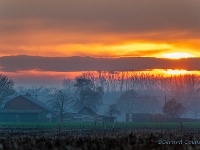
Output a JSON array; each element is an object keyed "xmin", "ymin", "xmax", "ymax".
[{"xmin": 0, "ymin": 0, "xmax": 200, "ymax": 87}]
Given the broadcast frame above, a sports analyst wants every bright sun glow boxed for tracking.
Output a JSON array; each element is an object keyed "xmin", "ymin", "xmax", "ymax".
[
  {"xmin": 148, "ymin": 69, "xmax": 191, "ymax": 76},
  {"xmin": 162, "ymin": 52, "xmax": 194, "ymax": 59},
  {"xmin": 165, "ymin": 69, "xmax": 188, "ymax": 75}
]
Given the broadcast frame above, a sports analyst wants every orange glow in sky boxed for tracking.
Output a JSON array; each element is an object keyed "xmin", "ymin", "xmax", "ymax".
[
  {"xmin": 2, "ymin": 69, "xmax": 200, "ymax": 87},
  {"xmin": 1, "ymin": 0, "xmax": 200, "ymax": 87},
  {"xmin": 1, "ymin": 0, "xmax": 200, "ymax": 58},
  {"xmin": 161, "ymin": 52, "xmax": 195, "ymax": 59},
  {"xmin": 0, "ymin": 40, "xmax": 198, "ymax": 58},
  {"xmin": 150, "ymin": 69, "xmax": 200, "ymax": 76}
]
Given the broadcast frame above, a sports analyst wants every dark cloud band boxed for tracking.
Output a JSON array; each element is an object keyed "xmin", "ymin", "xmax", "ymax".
[{"xmin": 1, "ymin": 55, "xmax": 200, "ymax": 72}]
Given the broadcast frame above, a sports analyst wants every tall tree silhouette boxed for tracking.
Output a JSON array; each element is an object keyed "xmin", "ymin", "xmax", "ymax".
[
  {"xmin": 117, "ymin": 90, "xmax": 140, "ymax": 114},
  {"xmin": 73, "ymin": 77, "xmax": 104, "ymax": 111},
  {"xmin": 163, "ymin": 98, "xmax": 185, "ymax": 118}
]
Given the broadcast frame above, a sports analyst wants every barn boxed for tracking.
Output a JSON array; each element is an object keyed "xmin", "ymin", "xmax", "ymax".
[
  {"xmin": 63, "ymin": 107, "xmax": 99, "ymax": 122},
  {"xmin": 63, "ymin": 107, "xmax": 116, "ymax": 122},
  {"xmin": 0, "ymin": 93, "xmax": 57, "ymax": 122}
]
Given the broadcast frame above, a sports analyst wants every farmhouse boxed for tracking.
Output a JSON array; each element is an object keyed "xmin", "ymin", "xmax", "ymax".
[
  {"xmin": 0, "ymin": 93, "xmax": 57, "ymax": 122},
  {"xmin": 0, "ymin": 94, "xmax": 116, "ymax": 123}
]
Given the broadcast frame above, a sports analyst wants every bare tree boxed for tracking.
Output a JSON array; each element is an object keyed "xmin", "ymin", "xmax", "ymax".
[
  {"xmin": 163, "ymin": 98, "xmax": 185, "ymax": 118},
  {"xmin": 48, "ymin": 89, "xmax": 74, "ymax": 122},
  {"xmin": 0, "ymin": 74, "xmax": 15, "ymax": 107},
  {"xmin": 78, "ymin": 71, "xmax": 200, "ymax": 117},
  {"xmin": 106, "ymin": 104, "xmax": 120, "ymax": 117}
]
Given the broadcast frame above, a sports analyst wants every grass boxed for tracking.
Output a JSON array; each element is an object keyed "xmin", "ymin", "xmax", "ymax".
[{"xmin": 0, "ymin": 122, "xmax": 200, "ymax": 130}]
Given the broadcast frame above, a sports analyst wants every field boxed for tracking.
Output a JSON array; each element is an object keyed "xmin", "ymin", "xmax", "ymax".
[{"xmin": 1, "ymin": 122, "xmax": 200, "ymax": 149}]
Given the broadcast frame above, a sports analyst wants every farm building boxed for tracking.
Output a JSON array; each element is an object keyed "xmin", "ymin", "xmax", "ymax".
[
  {"xmin": 0, "ymin": 93, "xmax": 58, "ymax": 122},
  {"xmin": 63, "ymin": 107, "xmax": 116, "ymax": 122},
  {"xmin": 126, "ymin": 113, "xmax": 199, "ymax": 122},
  {"xmin": 0, "ymin": 110, "xmax": 45, "ymax": 122}
]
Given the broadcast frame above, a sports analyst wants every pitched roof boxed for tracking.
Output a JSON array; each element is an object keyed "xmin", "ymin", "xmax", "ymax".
[
  {"xmin": 78, "ymin": 107, "xmax": 97, "ymax": 115},
  {"xmin": 7, "ymin": 94, "xmax": 57, "ymax": 115}
]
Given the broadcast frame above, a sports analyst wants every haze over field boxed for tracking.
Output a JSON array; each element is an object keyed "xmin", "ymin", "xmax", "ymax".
[{"xmin": 2, "ymin": 0, "xmax": 200, "ymax": 126}]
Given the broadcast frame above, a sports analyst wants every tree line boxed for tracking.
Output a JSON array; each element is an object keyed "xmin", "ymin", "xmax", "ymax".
[
  {"xmin": 1, "ymin": 71, "xmax": 200, "ymax": 121},
  {"xmin": 80, "ymin": 71, "xmax": 200, "ymax": 118}
]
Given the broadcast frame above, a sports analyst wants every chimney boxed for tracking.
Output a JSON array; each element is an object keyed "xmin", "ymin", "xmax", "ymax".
[{"xmin": 26, "ymin": 93, "xmax": 31, "ymax": 96}]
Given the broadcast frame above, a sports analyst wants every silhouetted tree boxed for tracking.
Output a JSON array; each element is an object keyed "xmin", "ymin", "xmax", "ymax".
[
  {"xmin": 139, "ymin": 95, "xmax": 161, "ymax": 113},
  {"xmin": 163, "ymin": 98, "xmax": 185, "ymax": 118},
  {"xmin": 0, "ymin": 74, "xmax": 15, "ymax": 107},
  {"xmin": 73, "ymin": 77, "xmax": 104, "ymax": 111},
  {"xmin": 106, "ymin": 104, "xmax": 121, "ymax": 117},
  {"xmin": 48, "ymin": 89, "xmax": 74, "ymax": 122},
  {"xmin": 117, "ymin": 90, "xmax": 140, "ymax": 114},
  {"xmin": 117, "ymin": 90, "xmax": 161, "ymax": 114}
]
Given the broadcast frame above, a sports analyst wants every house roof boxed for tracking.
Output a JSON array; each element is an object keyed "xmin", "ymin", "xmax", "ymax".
[
  {"xmin": 78, "ymin": 107, "xmax": 97, "ymax": 115},
  {"xmin": 6, "ymin": 94, "xmax": 57, "ymax": 115}
]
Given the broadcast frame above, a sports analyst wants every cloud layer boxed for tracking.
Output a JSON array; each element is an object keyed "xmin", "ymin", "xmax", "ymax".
[
  {"xmin": 1, "ymin": 55, "xmax": 200, "ymax": 87},
  {"xmin": 0, "ymin": 0, "xmax": 200, "ymax": 57},
  {"xmin": 1, "ymin": 55, "xmax": 200, "ymax": 72},
  {"xmin": 1, "ymin": 0, "xmax": 200, "ymax": 33}
]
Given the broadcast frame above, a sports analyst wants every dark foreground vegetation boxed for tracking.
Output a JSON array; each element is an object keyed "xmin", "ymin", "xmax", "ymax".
[{"xmin": 1, "ymin": 127, "xmax": 200, "ymax": 150}]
